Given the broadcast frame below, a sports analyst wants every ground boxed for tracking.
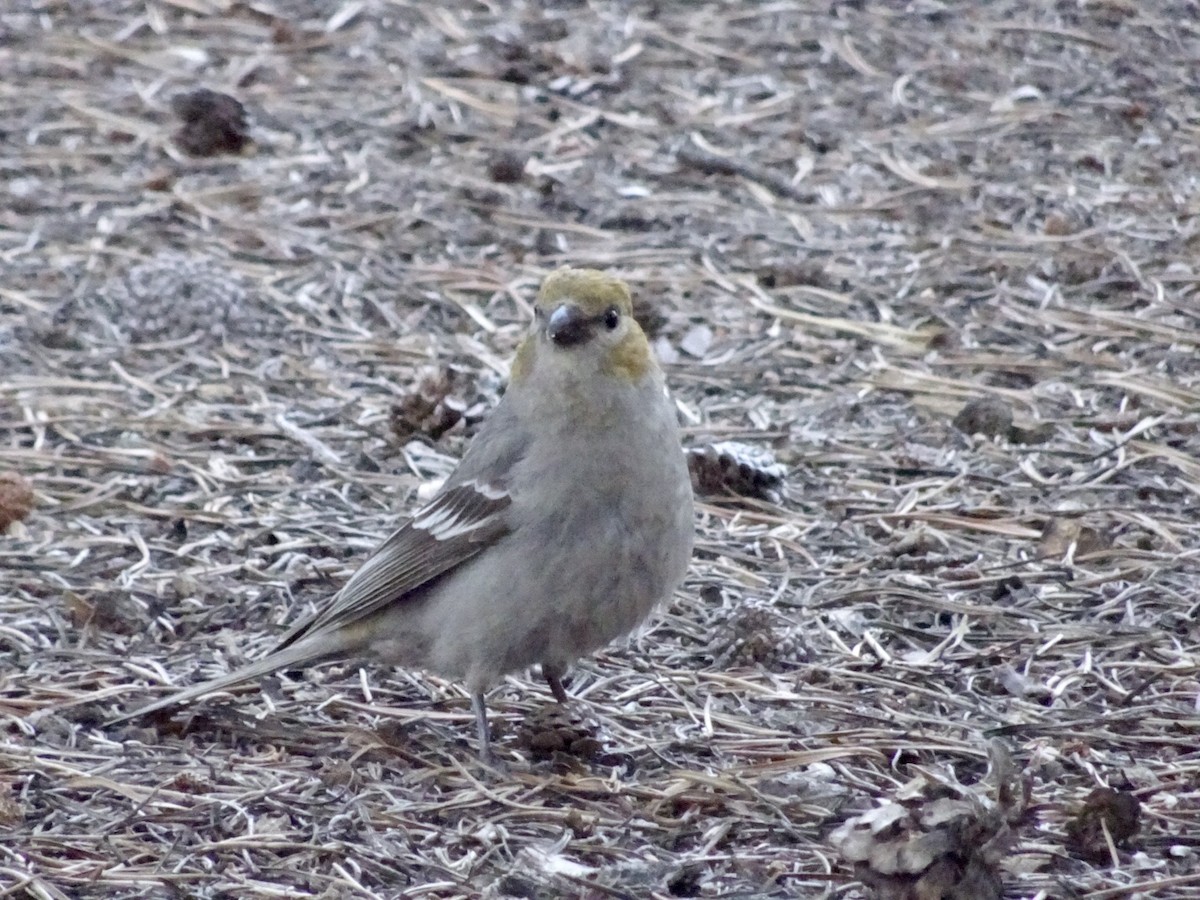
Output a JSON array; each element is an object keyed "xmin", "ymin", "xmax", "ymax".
[{"xmin": 3, "ymin": 1, "xmax": 1200, "ymax": 898}]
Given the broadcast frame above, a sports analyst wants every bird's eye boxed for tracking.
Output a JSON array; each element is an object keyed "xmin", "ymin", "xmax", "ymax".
[{"xmin": 603, "ymin": 307, "xmax": 620, "ymax": 330}]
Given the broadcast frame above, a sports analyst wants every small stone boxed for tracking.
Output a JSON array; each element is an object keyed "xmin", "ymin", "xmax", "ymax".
[
  {"xmin": 679, "ymin": 324, "xmax": 713, "ymax": 358},
  {"xmin": 952, "ymin": 396, "xmax": 1013, "ymax": 438},
  {"xmin": 1039, "ymin": 518, "xmax": 1111, "ymax": 560},
  {"xmin": 172, "ymin": 89, "xmax": 250, "ymax": 157},
  {"xmin": 1043, "ymin": 213, "xmax": 1072, "ymax": 236},
  {"xmin": 487, "ymin": 149, "xmax": 528, "ymax": 183}
]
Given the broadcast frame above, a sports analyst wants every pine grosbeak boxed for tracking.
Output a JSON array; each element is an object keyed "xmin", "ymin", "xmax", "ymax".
[{"xmin": 110, "ymin": 268, "xmax": 695, "ymax": 760}]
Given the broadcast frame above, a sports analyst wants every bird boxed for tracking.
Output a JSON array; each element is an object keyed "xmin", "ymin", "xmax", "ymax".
[{"xmin": 108, "ymin": 267, "xmax": 695, "ymax": 762}]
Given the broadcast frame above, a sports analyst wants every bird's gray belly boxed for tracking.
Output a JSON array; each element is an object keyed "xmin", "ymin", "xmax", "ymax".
[{"xmin": 409, "ymin": 489, "xmax": 680, "ymax": 690}]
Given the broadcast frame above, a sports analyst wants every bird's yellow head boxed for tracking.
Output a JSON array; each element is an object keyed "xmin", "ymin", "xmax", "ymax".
[{"xmin": 512, "ymin": 268, "xmax": 652, "ymax": 384}]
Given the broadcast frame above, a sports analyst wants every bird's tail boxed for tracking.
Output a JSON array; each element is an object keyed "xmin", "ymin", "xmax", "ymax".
[{"xmin": 106, "ymin": 639, "xmax": 342, "ymax": 726}]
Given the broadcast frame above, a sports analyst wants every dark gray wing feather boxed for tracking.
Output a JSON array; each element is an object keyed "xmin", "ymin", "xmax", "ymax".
[{"xmin": 273, "ymin": 479, "xmax": 511, "ymax": 650}]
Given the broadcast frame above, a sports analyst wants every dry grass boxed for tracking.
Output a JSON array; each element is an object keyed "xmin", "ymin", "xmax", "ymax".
[{"xmin": 3, "ymin": 1, "xmax": 1199, "ymax": 897}]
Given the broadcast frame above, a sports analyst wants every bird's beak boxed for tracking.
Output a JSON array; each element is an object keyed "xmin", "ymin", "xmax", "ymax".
[{"xmin": 546, "ymin": 304, "xmax": 591, "ymax": 347}]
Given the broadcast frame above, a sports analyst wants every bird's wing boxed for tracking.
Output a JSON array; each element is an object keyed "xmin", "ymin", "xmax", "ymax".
[{"xmin": 273, "ymin": 479, "xmax": 512, "ymax": 650}]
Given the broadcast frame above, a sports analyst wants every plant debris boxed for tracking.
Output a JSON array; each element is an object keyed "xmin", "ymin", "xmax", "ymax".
[
  {"xmin": 1065, "ymin": 787, "xmax": 1142, "ymax": 864},
  {"xmin": 830, "ymin": 743, "xmax": 1030, "ymax": 900},
  {"xmin": 3, "ymin": 2, "xmax": 1199, "ymax": 897}
]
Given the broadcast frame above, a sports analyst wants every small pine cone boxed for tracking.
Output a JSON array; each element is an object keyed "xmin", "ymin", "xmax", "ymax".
[
  {"xmin": 715, "ymin": 606, "xmax": 805, "ymax": 669},
  {"xmin": 1065, "ymin": 787, "xmax": 1140, "ymax": 863},
  {"xmin": 390, "ymin": 368, "xmax": 466, "ymax": 442},
  {"xmin": 85, "ymin": 254, "xmax": 271, "ymax": 346},
  {"xmin": 687, "ymin": 441, "xmax": 786, "ymax": 500},
  {"xmin": 514, "ymin": 705, "xmax": 601, "ymax": 762}
]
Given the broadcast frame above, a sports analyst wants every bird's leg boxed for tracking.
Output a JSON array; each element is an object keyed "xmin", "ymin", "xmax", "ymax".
[
  {"xmin": 471, "ymin": 691, "xmax": 500, "ymax": 766},
  {"xmin": 542, "ymin": 662, "xmax": 570, "ymax": 704}
]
